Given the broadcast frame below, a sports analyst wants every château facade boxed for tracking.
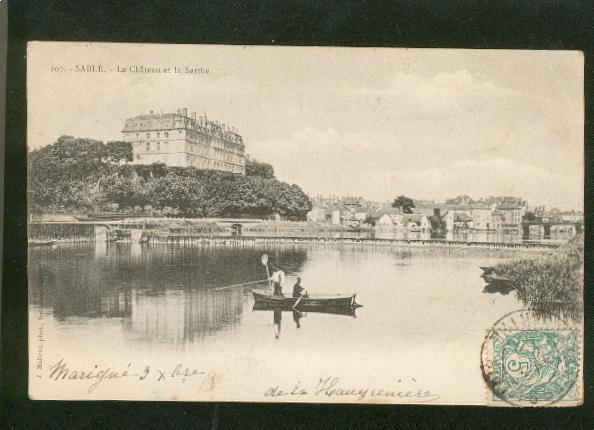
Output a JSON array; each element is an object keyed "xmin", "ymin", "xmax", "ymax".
[{"xmin": 122, "ymin": 108, "xmax": 246, "ymax": 174}]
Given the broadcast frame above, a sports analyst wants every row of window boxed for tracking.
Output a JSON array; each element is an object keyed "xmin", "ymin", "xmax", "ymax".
[
  {"xmin": 184, "ymin": 154, "xmax": 243, "ymax": 172},
  {"xmin": 185, "ymin": 142, "xmax": 210, "ymax": 156},
  {"xmin": 140, "ymin": 140, "xmax": 245, "ymax": 160},
  {"xmin": 186, "ymin": 154, "xmax": 211, "ymax": 169},
  {"xmin": 134, "ymin": 152, "xmax": 244, "ymax": 173},
  {"xmin": 136, "ymin": 131, "xmax": 171, "ymax": 139},
  {"xmin": 144, "ymin": 141, "xmax": 168, "ymax": 152}
]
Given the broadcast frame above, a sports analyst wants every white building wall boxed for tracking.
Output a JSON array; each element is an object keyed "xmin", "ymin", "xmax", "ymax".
[{"xmin": 123, "ymin": 115, "xmax": 246, "ymax": 173}]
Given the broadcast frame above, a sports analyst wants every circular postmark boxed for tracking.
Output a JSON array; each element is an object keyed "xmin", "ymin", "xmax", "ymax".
[{"xmin": 480, "ymin": 309, "xmax": 580, "ymax": 406}]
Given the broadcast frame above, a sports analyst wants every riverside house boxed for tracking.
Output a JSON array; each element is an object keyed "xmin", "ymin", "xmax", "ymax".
[
  {"xmin": 371, "ymin": 207, "xmax": 403, "ymax": 226},
  {"xmin": 470, "ymin": 206, "xmax": 493, "ymax": 230},
  {"xmin": 443, "ymin": 208, "xmax": 473, "ymax": 231},
  {"xmin": 399, "ymin": 214, "xmax": 431, "ymax": 231}
]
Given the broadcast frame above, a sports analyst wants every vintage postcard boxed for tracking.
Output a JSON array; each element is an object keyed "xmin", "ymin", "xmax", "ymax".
[{"xmin": 27, "ymin": 42, "xmax": 584, "ymax": 405}]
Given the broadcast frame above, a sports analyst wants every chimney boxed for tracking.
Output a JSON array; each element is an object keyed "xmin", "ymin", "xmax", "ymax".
[{"xmin": 181, "ymin": 108, "xmax": 188, "ymax": 117}]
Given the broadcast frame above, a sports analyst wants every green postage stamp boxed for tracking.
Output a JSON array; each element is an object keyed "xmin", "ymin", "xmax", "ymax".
[{"xmin": 481, "ymin": 310, "xmax": 581, "ymax": 406}]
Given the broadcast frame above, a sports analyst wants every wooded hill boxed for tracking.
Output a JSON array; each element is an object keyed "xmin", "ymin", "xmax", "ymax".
[{"xmin": 28, "ymin": 136, "xmax": 312, "ymax": 220}]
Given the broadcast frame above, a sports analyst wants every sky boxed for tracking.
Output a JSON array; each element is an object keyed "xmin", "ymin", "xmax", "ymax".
[{"xmin": 27, "ymin": 43, "xmax": 584, "ymax": 210}]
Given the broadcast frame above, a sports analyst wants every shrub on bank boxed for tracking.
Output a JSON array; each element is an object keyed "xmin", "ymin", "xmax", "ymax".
[{"xmin": 492, "ymin": 236, "xmax": 583, "ymax": 321}]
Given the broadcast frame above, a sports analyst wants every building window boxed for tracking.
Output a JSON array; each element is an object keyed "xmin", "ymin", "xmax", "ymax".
[
  {"xmin": 165, "ymin": 132, "xmax": 169, "ymax": 138},
  {"xmin": 146, "ymin": 142, "xmax": 150, "ymax": 151},
  {"xmin": 146, "ymin": 133, "xmax": 150, "ymax": 139},
  {"xmin": 157, "ymin": 132, "xmax": 160, "ymax": 138},
  {"xmin": 136, "ymin": 133, "xmax": 139, "ymax": 139},
  {"xmin": 156, "ymin": 142, "xmax": 160, "ymax": 151}
]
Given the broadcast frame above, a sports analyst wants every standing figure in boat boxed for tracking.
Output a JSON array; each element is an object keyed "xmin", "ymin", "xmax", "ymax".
[{"xmin": 269, "ymin": 265, "xmax": 286, "ymax": 296}]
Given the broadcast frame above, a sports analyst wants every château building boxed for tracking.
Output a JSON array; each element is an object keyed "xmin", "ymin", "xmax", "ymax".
[{"xmin": 122, "ymin": 108, "xmax": 246, "ymax": 174}]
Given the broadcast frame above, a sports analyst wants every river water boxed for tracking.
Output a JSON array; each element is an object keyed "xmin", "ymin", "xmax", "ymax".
[{"xmin": 29, "ymin": 242, "xmax": 532, "ymax": 403}]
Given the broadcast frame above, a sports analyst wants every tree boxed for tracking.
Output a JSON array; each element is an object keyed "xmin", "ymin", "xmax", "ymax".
[
  {"xmin": 29, "ymin": 135, "xmax": 312, "ymax": 219},
  {"xmin": 148, "ymin": 174, "xmax": 206, "ymax": 216},
  {"xmin": 134, "ymin": 163, "xmax": 168, "ymax": 180},
  {"xmin": 106, "ymin": 141, "xmax": 133, "ymax": 163},
  {"xmin": 100, "ymin": 172, "xmax": 147, "ymax": 207},
  {"xmin": 392, "ymin": 195, "xmax": 415, "ymax": 214},
  {"xmin": 28, "ymin": 136, "xmax": 109, "ymax": 209},
  {"xmin": 246, "ymin": 159, "xmax": 275, "ymax": 179}
]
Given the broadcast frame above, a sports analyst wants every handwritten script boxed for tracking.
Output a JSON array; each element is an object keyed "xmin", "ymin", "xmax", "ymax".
[
  {"xmin": 265, "ymin": 376, "xmax": 441, "ymax": 403},
  {"xmin": 48, "ymin": 359, "xmax": 218, "ymax": 394}
]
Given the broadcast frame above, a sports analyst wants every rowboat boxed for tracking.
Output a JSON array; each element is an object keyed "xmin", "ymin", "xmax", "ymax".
[
  {"xmin": 253, "ymin": 302, "xmax": 358, "ymax": 317},
  {"xmin": 252, "ymin": 290, "xmax": 361, "ymax": 310}
]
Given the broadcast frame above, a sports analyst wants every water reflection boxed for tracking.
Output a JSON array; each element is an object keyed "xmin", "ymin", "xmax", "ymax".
[
  {"xmin": 273, "ymin": 309, "xmax": 282, "ymax": 339},
  {"xmin": 30, "ymin": 240, "xmax": 537, "ymax": 360},
  {"xmin": 28, "ymin": 243, "xmax": 308, "ymax": 343},
  {"xmin": 253, "ymin": 304, "xmax": 358, "ymax": 339},
  {"xmin": 128, "ymin": 287, "xmax": 245, "ymax": 344},
  {"xmin": 293, "ymin": 310, "xmax": 302, "ymax": 328}
]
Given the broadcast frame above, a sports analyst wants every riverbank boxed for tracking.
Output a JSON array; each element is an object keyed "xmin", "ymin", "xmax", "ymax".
[
  {"xmin": 29, "ymin": 217, "xmax": 565, "ymax": 251},
  {"xmin": 484, "ymin": 236, "xmax": 583, "ymax": 321},
  {"xmin": 31, "ymin": 235, "xmax": 561, "ymax": 254}
]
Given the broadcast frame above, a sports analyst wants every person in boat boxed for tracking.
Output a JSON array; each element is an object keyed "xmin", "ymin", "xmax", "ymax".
[
  {"xmin": 269, "ymin": 265, "xmax": 286, "ymax": 296},
  {"xmin": 292, "ymin": 277, "xmax": 307, "ymax": 298}
]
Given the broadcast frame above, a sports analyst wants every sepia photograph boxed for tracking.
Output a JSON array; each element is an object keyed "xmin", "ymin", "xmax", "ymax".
[{"xmin": 26, "ymin": 42, "xmax": 583, "ymax": 405}]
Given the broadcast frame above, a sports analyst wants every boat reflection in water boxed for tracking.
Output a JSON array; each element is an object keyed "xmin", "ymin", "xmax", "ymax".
[{"xmin": 253, "ymin": 299, "xmax": 361, "ymax": 339}]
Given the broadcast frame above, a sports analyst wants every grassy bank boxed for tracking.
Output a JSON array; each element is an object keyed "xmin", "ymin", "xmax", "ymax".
[{"xmin": 491, "ymin": 236, "xmax": 583, "ymax": 322}]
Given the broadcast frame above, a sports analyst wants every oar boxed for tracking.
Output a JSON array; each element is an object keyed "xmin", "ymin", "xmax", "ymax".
[
  {"xmin": 261, "ymin": 254, "xmax": 272, "ymax": 289},
  {"xmin": 213, "ymin": 279, "xmax": 268, "ymax": 291},
  {"xmin": 292, "ymin": 291, "xmax": 306, "ymax": 309}
]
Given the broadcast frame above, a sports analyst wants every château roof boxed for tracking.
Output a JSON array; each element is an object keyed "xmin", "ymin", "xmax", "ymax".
[
  {"xmin": 496, "ymin": 203, "xmax": 523, "ymax": 210},
  {"xmin": 122, "ymin": 111, "xmax": 244, "ymax": 147}
]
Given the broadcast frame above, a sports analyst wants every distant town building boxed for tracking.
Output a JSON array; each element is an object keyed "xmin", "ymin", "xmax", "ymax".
[
  {"xmin": 331, "ymin": 209, "xmax": 341, "ymax": 225},
  {"xmin": 528, "ymin": 224, "xmax": 545, "ymax": 239},
  {"xmin": 306, "ymin": 207, "xmax": 330, "ymax": 223},
  {"xmin": 496, "ymin": 204, "xmax": 525, "ymax": 225},
  {"xmin": 497, "ymin": 224, "xmax": 523, "ymax": 240},
  {"xmin": 444, "ymin": 211, "xmax": 473, "ymax": 231},
  {"xmin": 550, "ymin": 224, "xmax": 577, "ymax": 240},
  {"xmin": 400, "ymin": 214, "xmax": 431, "ymax": 231},
  {"xmin": 371, "ymin": 207, "xmax": 402, "ymax": 225},
  {"xmin": 491, "ymin": 210, "xmax": 504, "ymax": 230},
  {"xmin": 560, "ymin": 211, "xmax": 584, "ymax": 223},
  {"xmin": 483, "ymin": 196, "xmax": 525, "ymax": 207},
  {"xmin": 470, "ymin": 206, "xmax": 493, "ymax": 230},
  {"xmin": 308, "ymin": 194, "xmax": 580, "ymax": 242},
  {"xmin": 122, "ymin": 108, "xmax": 246, "ymax": 174},
  {"xmin": 445, "ymin": 195, "xmax": 474, "ymax": 205}
]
